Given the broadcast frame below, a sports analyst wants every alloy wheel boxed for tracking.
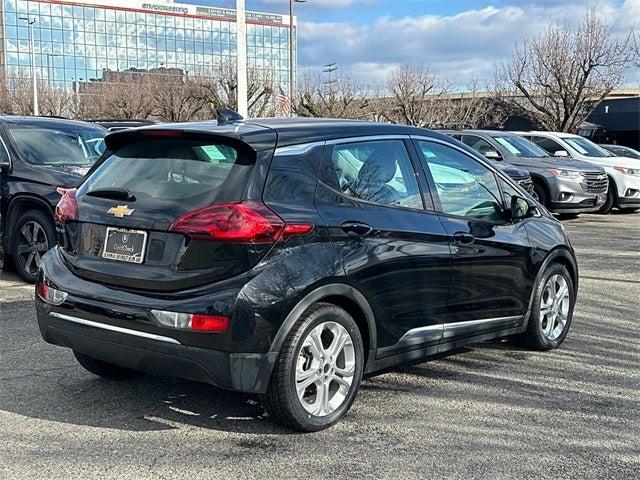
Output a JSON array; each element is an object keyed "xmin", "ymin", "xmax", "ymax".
[
  {"xmin": 540, "ymin": 274, "xmax": 570, "ymax": 341},
  {"xmin": 16, "ymin": 221, "xmax": 49, "ymax": 276},
  {"xmin": 295, "ymin": 321, "xmax": 356, "ymax": 417}
]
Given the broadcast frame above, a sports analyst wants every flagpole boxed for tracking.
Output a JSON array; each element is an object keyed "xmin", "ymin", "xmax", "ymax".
[{"xmin": 236, "ymin": 0, "xmax": 248, "ymax": 118}]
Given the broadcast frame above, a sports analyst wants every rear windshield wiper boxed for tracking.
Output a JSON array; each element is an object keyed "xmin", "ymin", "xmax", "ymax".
[{"xmin": 85, "ymin": 187, "xmax": 136, "ymax": 201}]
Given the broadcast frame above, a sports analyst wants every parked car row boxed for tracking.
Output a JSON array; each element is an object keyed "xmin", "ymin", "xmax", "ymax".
[
  {"xmin": 0, "ymin": 113, "xmax": 634, "ymax": 431},
  {"xmin": 441, "ymin": 129, "xmax": 640, "ymax": 216}
]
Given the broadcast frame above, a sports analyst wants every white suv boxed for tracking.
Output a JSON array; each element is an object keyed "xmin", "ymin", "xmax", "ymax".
[{"xmin": 515, "ymin": 131, "xmax": 640, "ymax": 213}]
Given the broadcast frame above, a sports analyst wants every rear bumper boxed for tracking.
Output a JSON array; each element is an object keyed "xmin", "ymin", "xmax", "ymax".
[{"xmin": 37, "ymin": 305, "xmax": 277, "ymax": 394}]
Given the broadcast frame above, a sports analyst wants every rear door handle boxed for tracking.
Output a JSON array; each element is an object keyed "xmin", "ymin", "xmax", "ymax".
[
  {"xmin": 341, "ymin": 221, "xmax": 373, "ymax": 237},
  {"xmin": 453, "ymin": 231, "xmax": 475, "ymax": 245}
]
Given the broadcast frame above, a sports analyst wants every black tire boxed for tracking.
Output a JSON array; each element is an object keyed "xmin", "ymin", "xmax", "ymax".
[
  {"xmin": 518, "ymin": 263, "xmax": 575, "ymax": 350},
  {"xmin": 599, "ymin": 182, "xmax": 616, "ymax": 214},
  {"xmin": 10, "ymin": 209, "xmax": 56, "ymax": 283},
  {"xmin": 262, "ymin": 302, "xmax": 365, "ymax": 432},
  {"xmin": 73, "ymin": 351, "xmax": 141, "ymax": 380},
  {"xmin": 532, "ymin": 182, "xmax": 548, "ymax": 208}
]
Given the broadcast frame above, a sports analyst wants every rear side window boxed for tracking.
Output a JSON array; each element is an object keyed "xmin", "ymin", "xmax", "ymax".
[
  {"xmin": 329, "ymin": 139, "xmax": 423, "ymax": 210},
  {"xmin": 9, "ymin": 125, "xmax": 106, "ymax": 166},
  {"xmin": 460, "ymin": 135, "xmax": 497, "ymax": 156},
  {"xmin": 529, "ymin": 136, "xmax": 564, "ymax": 155},
  {"xmin": 80, "ymin": 139, "xmax": 251, "ymax": 205}
]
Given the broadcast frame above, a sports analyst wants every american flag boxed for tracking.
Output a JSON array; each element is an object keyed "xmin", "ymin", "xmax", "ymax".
[{"xmin": 277, "ymin": 85, "xmax": 291, "ymax": 115}]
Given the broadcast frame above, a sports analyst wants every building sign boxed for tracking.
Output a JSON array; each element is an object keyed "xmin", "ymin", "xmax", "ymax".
[
  {"xmin": 195, "ymin": 6, "xmax": 283, "ymax": 23},
  {"xmin": 137, "ymin": 2, "xmax": 284, "ymax": 23},
  {"xmin": 142, "ymin": 3, "xmax": 189, "ymax": 15}
]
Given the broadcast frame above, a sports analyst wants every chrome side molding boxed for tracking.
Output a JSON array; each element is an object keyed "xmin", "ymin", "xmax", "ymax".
[{"xmin": 50, "ymin": 312, "xmax": 181, "ymax": 345}]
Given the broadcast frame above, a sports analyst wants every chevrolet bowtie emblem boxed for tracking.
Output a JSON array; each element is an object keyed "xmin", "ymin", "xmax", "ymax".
[{"xmin": 108, "ymin": 205, "xmax": 134, "ymax": 218}]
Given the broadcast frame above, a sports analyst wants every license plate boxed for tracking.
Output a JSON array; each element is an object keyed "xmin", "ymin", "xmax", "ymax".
[{"xmin": 102, "ymin": 227, "xmax": 147, "ymax": 264}]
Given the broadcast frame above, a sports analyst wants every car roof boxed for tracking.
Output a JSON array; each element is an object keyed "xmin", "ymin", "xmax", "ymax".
[
  {"xmin": 515, "ymin": 131, "xmax": 581, "ymax": 139},
  {"xmin": 0, "ymin": 115, "xmax": 106, "ymax": 130},
  {"xmin": 107, "ymin": 117, "xmax": 448, "ymax": 152}
]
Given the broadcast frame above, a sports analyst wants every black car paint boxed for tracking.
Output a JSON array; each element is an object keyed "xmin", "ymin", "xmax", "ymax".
[{"xmin": 36, "ymin": 118, "xmax": 578, "ymax": 395}]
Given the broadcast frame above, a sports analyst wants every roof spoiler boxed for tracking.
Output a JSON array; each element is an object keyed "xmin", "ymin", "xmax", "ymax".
[{"xmin": 216, "ymin": 108, "xmax": 244, "ymax": 125}]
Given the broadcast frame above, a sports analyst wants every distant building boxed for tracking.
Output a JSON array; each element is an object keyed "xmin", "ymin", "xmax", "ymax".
[
  {"xmin": 0, "ymin": 0, "xmax": 295, "ymax": 91},
  {"xmin": 584, "ymin": 90, "xmax": 640, "ymax": 149}
]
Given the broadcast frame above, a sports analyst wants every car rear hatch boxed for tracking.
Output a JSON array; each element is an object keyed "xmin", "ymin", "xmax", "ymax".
[{"xmin": 57, "ymin": 128, "xmax": 279, "ymax": 292}]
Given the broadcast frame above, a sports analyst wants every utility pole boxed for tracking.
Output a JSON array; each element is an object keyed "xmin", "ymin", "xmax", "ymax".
[
  {"xmin": 322, "ymin": 62, "xmax": 338, "ymax": 87},
  {"xmin": 20, "ymin": 16, "xmax": 38, "ymax": 116},
  {"xmin": 289, "ymin": 0, "xmax": 306, "ymax": 116},
  {"xmin": 236, "ymin": 0, "xmax": 248, "ymax": 118}
]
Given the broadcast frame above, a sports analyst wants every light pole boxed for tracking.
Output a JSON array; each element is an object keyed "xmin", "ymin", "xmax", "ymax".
[
  {"xmin": 289, "ymin": 0, "xmax": 306, "ymax": 116},
  {"xmin": 46, "ymin": 53, "xmax": 60, "ymax": 88},
  {"xmin": 19, "ymin": 16, "xmax": 38, "ymax": 116},
  {"xmin": 236, "ymin": 0, "xmax": 248, "ymax": 118}
]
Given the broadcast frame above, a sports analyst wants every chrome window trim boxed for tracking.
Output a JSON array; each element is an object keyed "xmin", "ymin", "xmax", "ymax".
[
  {"xmin": 273, "ymin": 135, "xmax": 413, "ymax": 157},
  {"xmin": 273, "ymin": 141, "xmax": 325, "ymax": 157},
  {"xmin": 50, "ymin": 312, "xmax": 182, "ymax": 345},
  {"xmin": 325, "ymin": 134, "xmax": 411, "ymax": 145}
]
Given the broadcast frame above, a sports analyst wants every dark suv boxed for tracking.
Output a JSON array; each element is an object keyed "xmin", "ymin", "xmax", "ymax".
[
  {"xmin": 36, "ymin": 116, "xmax": 578, "ymax": 431},
  {"xmin": 0, "ymin": 116, "xmax": 106, "ymax": 281}
]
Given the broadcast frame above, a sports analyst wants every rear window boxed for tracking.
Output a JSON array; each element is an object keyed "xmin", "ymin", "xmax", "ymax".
[
  {"xmin": 79, "ymin": 139, "xmax": 252, "ymax": 204},
  {"xmin": 9, "ymin": 125, "xmax": 106, "ymax": 166}
]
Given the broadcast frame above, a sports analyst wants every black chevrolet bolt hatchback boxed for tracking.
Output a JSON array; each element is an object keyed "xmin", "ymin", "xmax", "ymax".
[{"xmin": 36, "ymin": 113, "xmax": 578, "ymax": 431}]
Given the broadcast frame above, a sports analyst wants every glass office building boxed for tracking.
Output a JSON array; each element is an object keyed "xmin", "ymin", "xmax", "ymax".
[{"xmin": 0, "ymin": 0, "xmax": 294, "ymax": 89}]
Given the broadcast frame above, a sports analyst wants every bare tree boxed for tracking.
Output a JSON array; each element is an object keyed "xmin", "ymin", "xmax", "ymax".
[
  {"xmin": 383, "ymin": 63, "xmax": 449, "ymax": 126},
  {"xmin": 295, "ymin": 70, "xmax": 370, "ymax": 119},
  {"xmin": 39, "ymin": 85, "xmax": 76, "ymax": 117},
  {"xmin": 0, "ymin": 74, "xmax": 35, "ymax": 115},
  {"xmin": 77, "ymin": 75, "xmax": 156, "ymax": 120},
  {"xmin": 436, "ymin": 81, "xmax": 508, "ymax": 129},
  {"xmin": 495, "ymin": 9, "xmax": 632, "ymax": 132},
  {"xmin": 150, "ymin": 76, "xmax": 207, "ymax": 122},
  {"xmin": 632, "ymin": 27, "xmax": 640, "ymax": 68},
  {"xmin": 198, "ymin": 62, "xmax": 276, "ymax": 118}
]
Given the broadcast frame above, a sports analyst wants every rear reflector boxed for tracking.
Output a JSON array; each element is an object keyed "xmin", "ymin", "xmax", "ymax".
[
  {"xmin": 36, "ymin": 281, "xmax": 68, "ymax": 305},
  {"xmin": 55, "ymin": 187, "xmax": 78, "ymax": 224},
  {"xmin": 151, "ymin": 310, "xmax": 229, "ymax": 333},
  {"xmin": 169, "ymin": 202, "xmax": 312, "ymax": 243}
]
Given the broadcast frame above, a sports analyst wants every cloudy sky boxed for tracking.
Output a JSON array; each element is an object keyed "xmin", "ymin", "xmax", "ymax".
[{"xmin": 209, "ymin": 0, "xmax": 639, "ymax": 87}]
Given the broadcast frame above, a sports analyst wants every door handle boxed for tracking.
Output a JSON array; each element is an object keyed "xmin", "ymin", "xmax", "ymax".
[
  {"xmin": 453, "ymin": 231, "xmax": 475, "ymax": 245},
  {"xmin": 341, "ymin": 221, "xmax": 373, "ymax": 237}
]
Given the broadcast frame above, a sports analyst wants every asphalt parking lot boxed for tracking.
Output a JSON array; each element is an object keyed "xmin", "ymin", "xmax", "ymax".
[{"xmin": 0, "ymin": 213, "xmax": 638, "ymax": 479}]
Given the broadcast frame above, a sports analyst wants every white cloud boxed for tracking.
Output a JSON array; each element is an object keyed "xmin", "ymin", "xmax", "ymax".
[{"xmin": 297, "ymin": 1, "xmax": 638, "ymax": 86}]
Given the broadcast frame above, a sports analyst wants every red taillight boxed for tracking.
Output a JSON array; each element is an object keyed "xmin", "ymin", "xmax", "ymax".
[
  {"xmin": 54, "ymin": 187, "xmax": 78, "ymax": 224},
  {"xmin": 190, "ymin": 314, "xmax": 230, "ymax": 332},
  {"xmin": 36, "ymin": 280, "xmax": 48, "ymax": 299},
  {"xmin": 36, "ymin": 281, "xmax": 68, "ymax": 305},
  {"xmin": 151, "ymin": 310, "xmax": 229, "ymax": 333},
  {"xmin": 171, "ymin": 202, "xmax": 312, "ymax": 243}
]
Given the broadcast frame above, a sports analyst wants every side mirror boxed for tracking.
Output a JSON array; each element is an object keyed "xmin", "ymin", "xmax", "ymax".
[
  {"xmin": 511, "ymin": 195, "xmax": 534, "ymax": 220},
  {"xmin": 484, "ymin": 151, "xmax": 502, "ymax": 160},
  {"xmin": 554, "ymin": 150, "xmax": 569, "ymax": 157}
]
